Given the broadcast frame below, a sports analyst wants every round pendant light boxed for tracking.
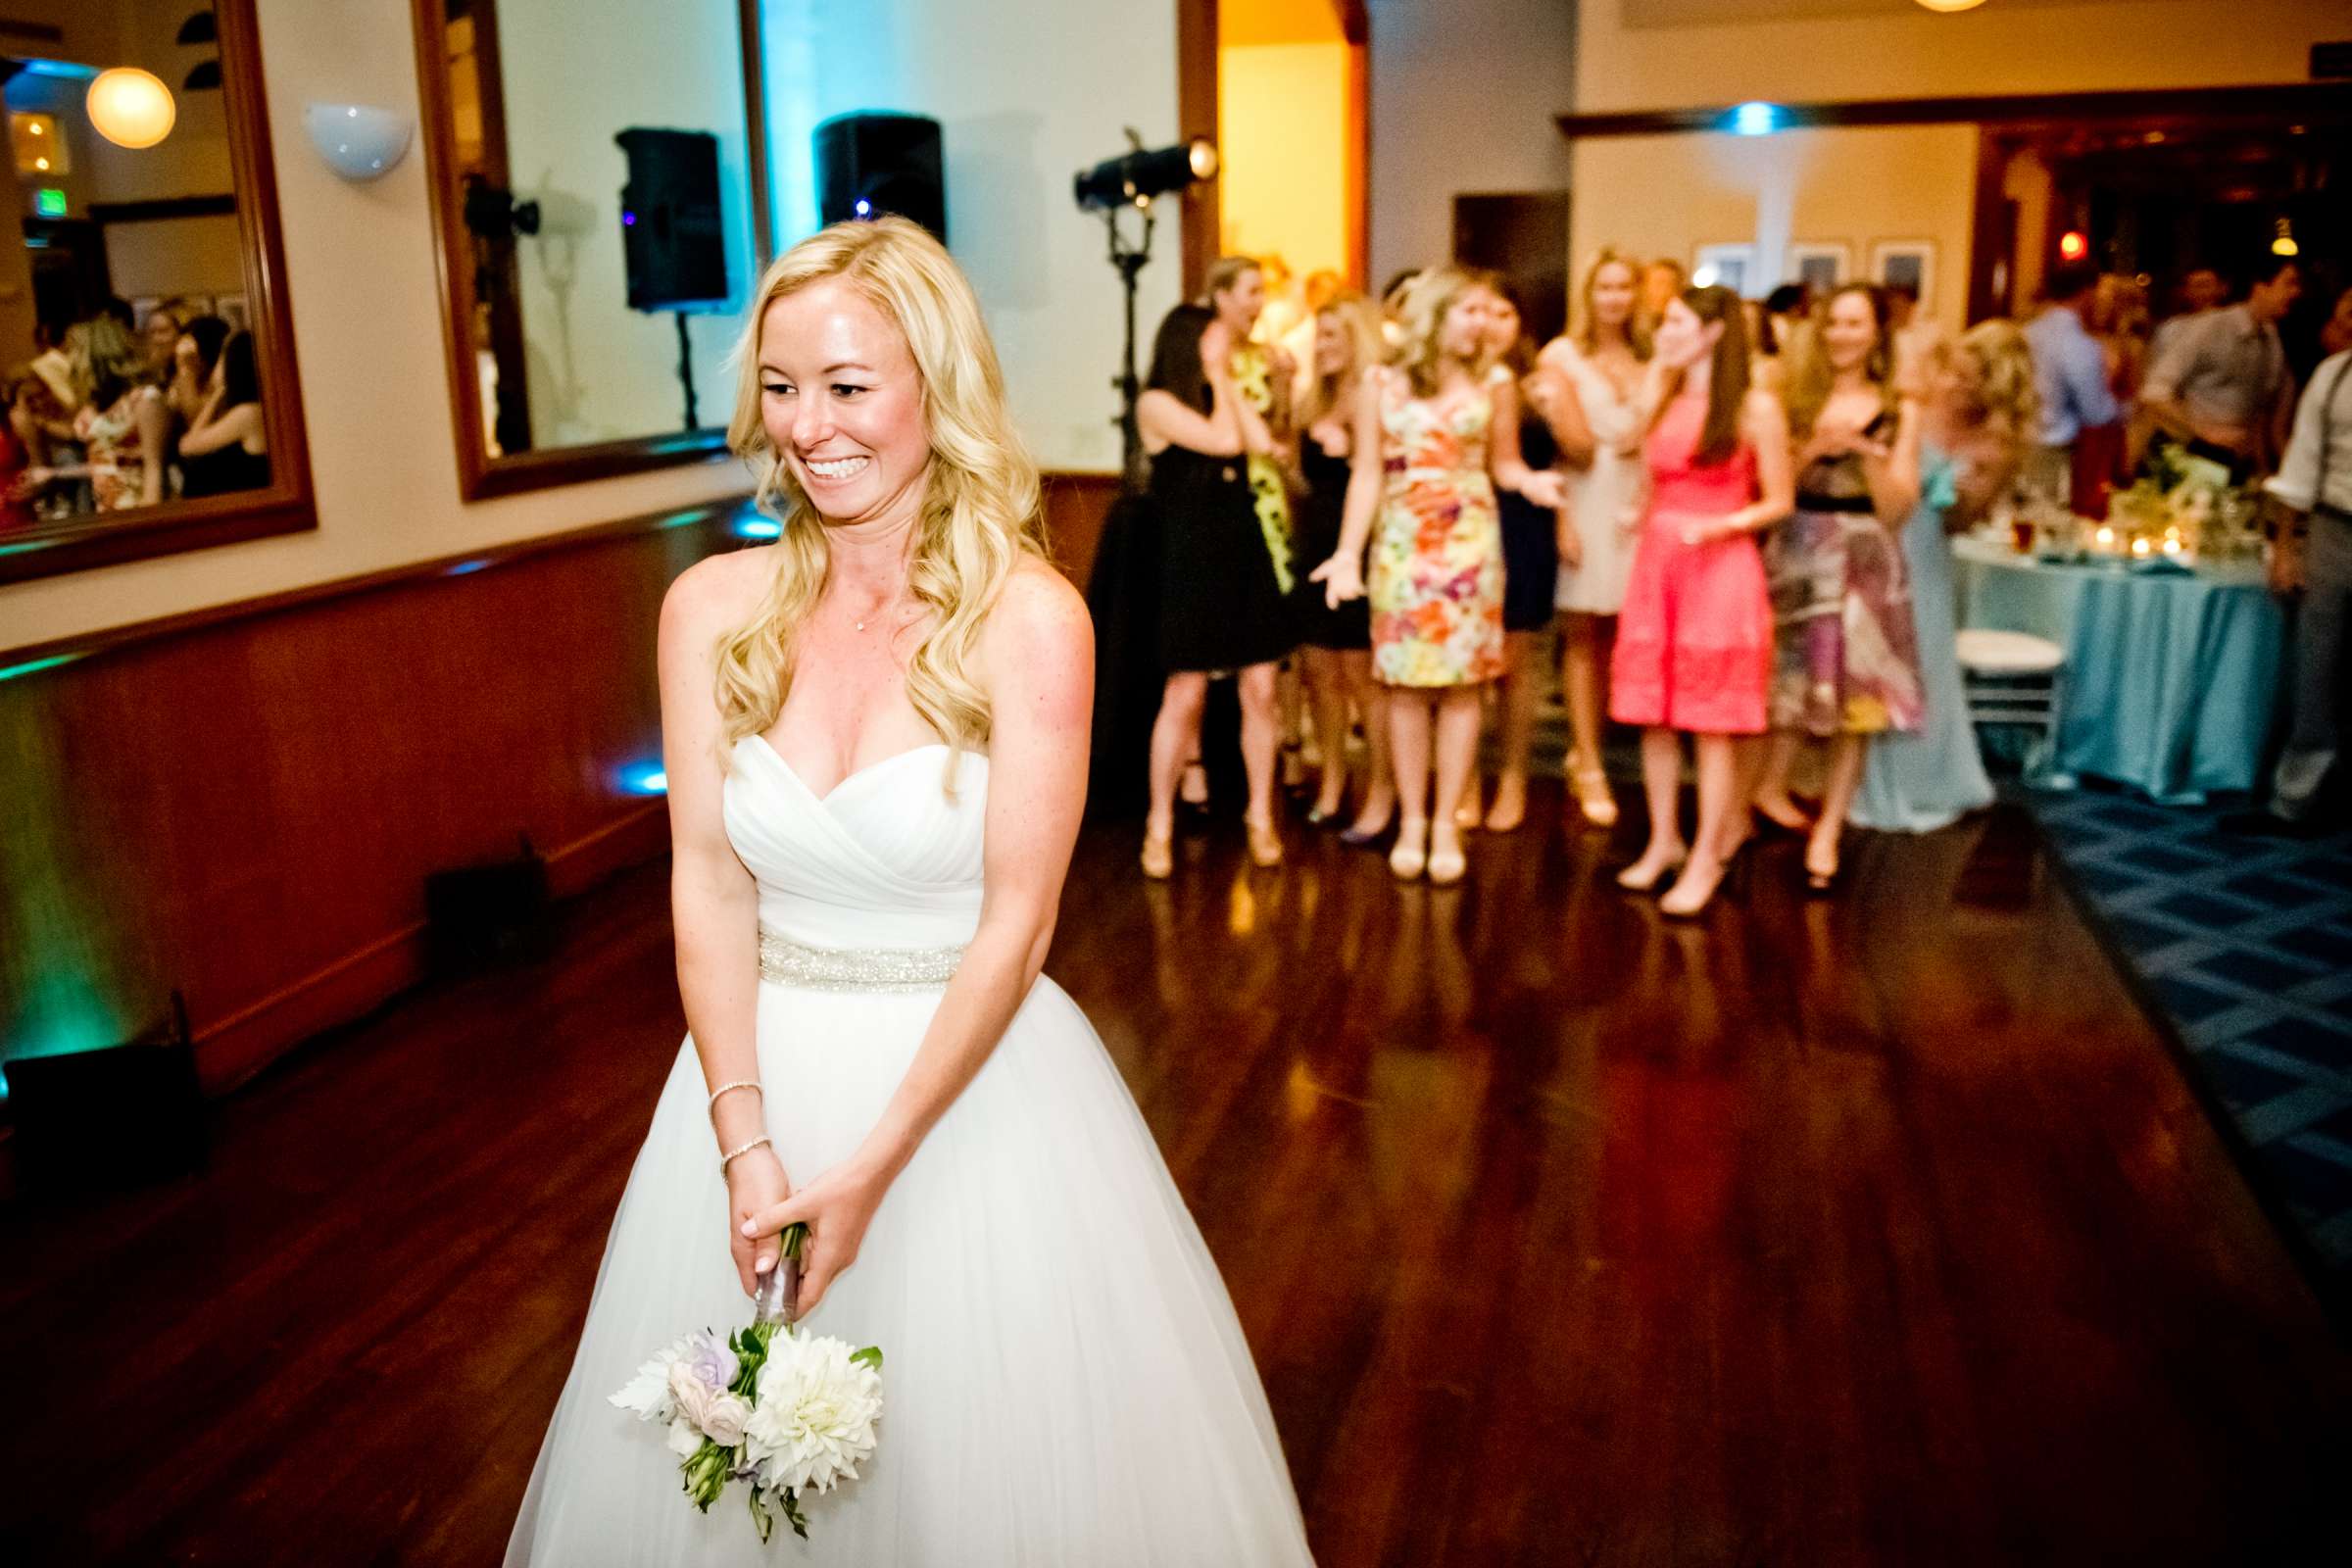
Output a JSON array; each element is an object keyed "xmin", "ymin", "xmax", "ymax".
[
  {"xmin": 87, "ymin": 68, "xmax": 177, "ymax": 150},
  {"xmin": 1915, "ymin": 0, "xmax": 1989, "ymax": 13}
]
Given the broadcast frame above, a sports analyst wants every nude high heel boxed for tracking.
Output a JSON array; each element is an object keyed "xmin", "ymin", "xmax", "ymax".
[
  {"xmin": 1389, "ymin": 818, "xmax": 1429, "ymax": 880},
  {"xmin": 1244, "ymin": 814, "xmax": 1284, "ymax": 868},
  {"xmin": 1570, "ymin": 762, "xmax": 1619, "ymax": 829}
]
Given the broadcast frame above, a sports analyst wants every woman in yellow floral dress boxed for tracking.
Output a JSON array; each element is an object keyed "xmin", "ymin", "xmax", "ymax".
[{"xmin": 1311, "ymin": 268, "xmax": 1565, "ymax": 885}]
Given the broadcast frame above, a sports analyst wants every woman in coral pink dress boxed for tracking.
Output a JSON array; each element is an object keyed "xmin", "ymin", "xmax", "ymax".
[{"xmin": 1609, "ymin": 284, "xmax": 1793, "ymax": 918}]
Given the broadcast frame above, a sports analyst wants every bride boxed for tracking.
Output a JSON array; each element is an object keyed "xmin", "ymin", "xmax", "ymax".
[{"xmin": 503, "ymin": 218, "xmax": 1317, "ymax": 1565}]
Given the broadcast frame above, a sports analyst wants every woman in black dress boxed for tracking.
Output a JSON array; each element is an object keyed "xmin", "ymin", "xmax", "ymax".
[
  {"xmin": 1291, "ymin": 292, "xmax": 1396, "ymax": 839},
  {"xmin": 1138, "ymin": 303, "xmax": 1296, "ymax": 877},
  {"xmin": 177, "ymin": 330, "xmax": 270, "ymax": 498}
]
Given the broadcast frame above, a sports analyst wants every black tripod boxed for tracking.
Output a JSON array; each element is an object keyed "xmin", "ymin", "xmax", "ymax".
[{"xmin": 1101, "ymin": 200, "xmax": 1158, "ymax": 492}]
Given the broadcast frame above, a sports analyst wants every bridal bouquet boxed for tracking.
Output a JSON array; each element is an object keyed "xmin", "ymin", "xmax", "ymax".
[{"xmin": 610, "ymin": 1224, "xmax": 884, "ymax": 1542}]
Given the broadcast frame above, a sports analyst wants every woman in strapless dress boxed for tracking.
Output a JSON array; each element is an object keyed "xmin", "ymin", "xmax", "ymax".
[{"xmin": 505, "ymin": 218, "xmax": 1316, "ymax": 1568}]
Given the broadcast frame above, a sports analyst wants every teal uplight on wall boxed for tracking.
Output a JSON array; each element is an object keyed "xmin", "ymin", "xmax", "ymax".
[
  {"xmin": 33, "ymin": 186, "xmax": 67, "ymax": 218},
  {"xmin": 1724, "ymin": 101, "xmax": 1786, "ymax": 137},
  {"xmin": 617, "ymin": 762, "xmax": 669, "ymax": 797},
  {"xmin": 733, "ymin": 514, "xmax": 782, "ymax": 540}
]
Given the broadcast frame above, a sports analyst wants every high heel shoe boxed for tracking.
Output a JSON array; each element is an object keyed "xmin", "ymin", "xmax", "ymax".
[
  {"xmin": 1140, "ymin": 826, "xmax": 1174, "ymax": 880},
  {"xmin": 1615, "ymin": 847, "xmax": 1688, "ymax": 894},
  {"xmin": 1484, "ymin": 779, "xmax": 1527, "ymax": 834},
  {"xmin": 1178, "ymin": 761, "xmax": 1210, "ymax": 816},
  {"xmin": 1245, "ymin": 814, "xmax": 1284, "ymax": 868},
  {"xmin": 1453, "ymin": 796, "xmax": 1482, "ymax": 832},
  {"xmin": 1389, "ymin": 820, "xmax": 1429, "ymax": 880},
  {"xmin": 1752, "ymin": 799, "xmax": 1813, "ymax": 835},
  {"xmin": 1427, "ymin": 831, "xmax": 1468, "ymax": 886},
  {"xmin": 1659, "ymin": 857, "xmax": 1727, "ymax": 919},
  {"xmin": 1569, "ymin": 764, "xmax": 1618, "ymax": 830},
  {"xmin": 1804, "ymin": 848, "xmax": 1844, "ymax": 896},
  {"xmin": 1339, "ymin": 808, "xmax": 1394, "ymax": 849}
]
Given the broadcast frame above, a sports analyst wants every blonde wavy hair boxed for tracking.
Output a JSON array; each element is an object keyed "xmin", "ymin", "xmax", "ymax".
[
  {"xmin": 1391, "ymin": 266, "xmax": 1490, "ymax": 398},
  {"xmin": 1957, "ymin": 318, "xmax": 2039, "ymax": 442},
  {"xmin": 1297, "ymin": 291, "xmax": 1386, "ymax": 430},
  {"xmin": 714, "ymin": 217, "xmax": 1047, "ymax": 773}
]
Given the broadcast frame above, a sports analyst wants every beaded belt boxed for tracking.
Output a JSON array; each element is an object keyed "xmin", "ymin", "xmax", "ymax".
[{"xmin": 757, "ymin": 927, "xmax": 965, "ymax": 992}]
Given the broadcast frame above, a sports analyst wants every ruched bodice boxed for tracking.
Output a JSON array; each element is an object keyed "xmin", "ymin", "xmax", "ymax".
[{"xmin": 723, "ymin": 736, "xmax": 986, "ymax": 951}]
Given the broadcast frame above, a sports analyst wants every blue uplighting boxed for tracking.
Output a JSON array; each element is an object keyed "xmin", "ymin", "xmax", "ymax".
[
  {"xmin": 622, "ymin": 210, "xmax": 637, "ymax": 226},
  {"xmin": 18, "ymin": 59, "xmax": 99, "ymax": 81},
  {"xmin": 444, "ymin": 558, "xmax": 492, "ymax": 576},
  {"xmin": 618, "ymin": 762, "xmax": 669, "ymax": 797},
  {"xmin": 734, "ymin": 515, "xmax": 783, "ymax": 540},
  {"xmin": 855, "ymin": 198, "xmax": 871, "ymax": 217},
  {"xmin": 1725, "ymin": 101, "xmax": 1786, "ymax": 136}
]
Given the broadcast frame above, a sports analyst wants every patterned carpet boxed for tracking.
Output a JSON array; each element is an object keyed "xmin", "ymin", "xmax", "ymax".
[{"xmin": 2027, "ymin": 787, "xmax": 2352, "ymax": 1294}]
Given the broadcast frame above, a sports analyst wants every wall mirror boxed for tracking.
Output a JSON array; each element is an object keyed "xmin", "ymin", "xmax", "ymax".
[
  {"xmin": 0, "ymin": 0, "xmax": 312, "ymax": 588},
  {"xmin": 413, "ymin": 0, "xmax": 771, "ymax": 500}
]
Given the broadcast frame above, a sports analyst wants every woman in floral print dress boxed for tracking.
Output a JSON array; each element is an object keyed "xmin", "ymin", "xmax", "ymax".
[{"xmin": 1311, "ymin": 267, "xmax": 1564, "ymax": 886}]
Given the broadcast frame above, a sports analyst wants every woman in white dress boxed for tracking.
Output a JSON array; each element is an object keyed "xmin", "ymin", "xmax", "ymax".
[
  {"xmin": 1536, "ymin": 248, "xmax": 1651, "ymax": 828},
  {"xmin": 505, "ymin": 217, "xmax": 1316, "ymax": 1567}
]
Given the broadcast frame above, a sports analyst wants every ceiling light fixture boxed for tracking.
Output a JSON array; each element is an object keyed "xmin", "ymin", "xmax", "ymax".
[{"xmin": 85, "ymin": 67, "xmax": 175, "ymax": 150}]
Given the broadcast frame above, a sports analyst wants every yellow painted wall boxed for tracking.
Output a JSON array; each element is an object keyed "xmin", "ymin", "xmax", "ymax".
[
  {"xmin": 1217, "ymin": 42, "xmax": 1352, "ymax": 282},
  {"xmin": 1575, "ymin": 0, "xmax": 2345, "ymax": 112},
  {"xmin": 1574, "ymin": 123, "xmax": 1981, "ymax": 329},
  {"xmin": 1565, "ymin": 0, "xmax": 2344, "ymax": 331}
]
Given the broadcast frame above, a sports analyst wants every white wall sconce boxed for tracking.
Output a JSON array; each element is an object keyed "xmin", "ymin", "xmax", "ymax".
[{"xmin": 305, "ymin": 102, "xmax": 413, "ymax": 181}]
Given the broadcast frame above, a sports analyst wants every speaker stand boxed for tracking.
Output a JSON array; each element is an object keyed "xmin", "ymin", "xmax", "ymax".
[
  {"xmin": 1101, "ymin": 201, "xmax": 1156, "ymax": 493},
  {"xmin": 674, "ymin": 312, "xmax": 699, "ymax": 431}
]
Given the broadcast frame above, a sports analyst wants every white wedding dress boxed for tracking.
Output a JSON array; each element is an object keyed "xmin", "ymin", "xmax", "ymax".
[{"xmin": 506, "ymin": 736, "xmax": 1316, "ymax": 1566}]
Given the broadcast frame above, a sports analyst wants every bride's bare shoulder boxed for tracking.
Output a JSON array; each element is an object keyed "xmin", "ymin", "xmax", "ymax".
[
  {"xmin": 980, "ymin": 558, "xmax": 1090, "ymax": 680},
  {"xmin": 660, "ymin": 544, "xmax": 773, "ymax": 651}
]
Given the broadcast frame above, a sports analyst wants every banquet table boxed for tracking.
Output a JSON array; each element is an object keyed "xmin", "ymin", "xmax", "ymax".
[{"xmin": 1949, "ymin": 535, "xmax": 2286, "ymax": 805}]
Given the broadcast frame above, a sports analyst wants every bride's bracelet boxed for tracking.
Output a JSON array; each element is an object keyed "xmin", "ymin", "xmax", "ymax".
[
  {"xmin": 719, "ymin": 1134, "xmax": 771, "ymax": 1174},
  {"xmin": 707, "ymin": 1080, "xmax": 762, "ymax": 1117}
]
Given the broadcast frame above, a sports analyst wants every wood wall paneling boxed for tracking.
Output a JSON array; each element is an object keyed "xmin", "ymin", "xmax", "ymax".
[
  {"xmin": 0, "ymin": 506, "xmax": 745, "ymax": 1099},
  {"xmin": 3, "ymin": 474, "xmax": 1117, "ymax": 1105}
]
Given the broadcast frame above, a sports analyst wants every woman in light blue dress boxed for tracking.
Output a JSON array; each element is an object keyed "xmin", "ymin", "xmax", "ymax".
[{"xmin": 1851, "ymin": 322, "xmax": 2034, "ymax": 833}]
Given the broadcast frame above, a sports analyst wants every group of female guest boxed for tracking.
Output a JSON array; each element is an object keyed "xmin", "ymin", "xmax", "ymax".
[
  {"xmin": 1129, "ymin": 247, "xmax": 2030, "ymax": 911},
  {"xmin": 6, "ymin": 298, "xmax": 270, "ymax": 523}
]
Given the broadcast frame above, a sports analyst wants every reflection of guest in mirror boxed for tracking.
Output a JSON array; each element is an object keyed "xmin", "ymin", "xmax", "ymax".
[
  {"xmin": 178, "ymin": 330, "xmax": 270, "ymax": 497},
  {"xmin": 13, "ymin": 316, "xmax": 169, "ymax": 512},
  {"xmin": 139, "ymin": 297, "xmax": 190, "ymax": 382},
  {"xmin": 0, "ymin": 371, "xmax": 33, "ymax": 531},
  {"xmin": 168, "ymin": 314, "xmax": 230, "ymax": 431}
]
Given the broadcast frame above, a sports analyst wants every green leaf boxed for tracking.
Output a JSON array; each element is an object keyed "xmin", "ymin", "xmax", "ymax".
[
  {"xmin": 782, "ymin": 1221, "xmax": 808, "ymax": 1264},
  {"xmin": 851, "ymin": 1345, "xmax": 883, "ymax": 1372},
  {"xmin": 747, "ymin": 1484, "xmax": 773, "ymax": 1544}
]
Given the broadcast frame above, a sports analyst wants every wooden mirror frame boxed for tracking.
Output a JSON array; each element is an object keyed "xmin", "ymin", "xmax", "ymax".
[
  {"xmin": 0, "ymin": 0, "xmax": 315, "ymax": 587},
  {"xmin": 410, "ymin": 0, "xmax": 774, "ymax": 501}
]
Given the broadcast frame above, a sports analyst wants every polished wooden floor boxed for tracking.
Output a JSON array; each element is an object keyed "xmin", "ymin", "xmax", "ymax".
[{"xmin": 4, "ymin": 787, "xmax": 2347, "ymax": 1565}]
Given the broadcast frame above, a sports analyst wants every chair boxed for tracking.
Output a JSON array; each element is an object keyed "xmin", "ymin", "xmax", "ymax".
[{"xmin": 1956, "ymin": 629, "xmax": 2065, "ymax": 764}]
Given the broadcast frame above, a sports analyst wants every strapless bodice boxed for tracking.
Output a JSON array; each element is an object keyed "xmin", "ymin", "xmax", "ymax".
[{"xmin": 722, "ymin": 736, "xmax": 987, "ymax": 950}]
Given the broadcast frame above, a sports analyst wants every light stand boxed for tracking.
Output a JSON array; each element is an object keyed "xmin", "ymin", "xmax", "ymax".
[{"xmin": 1102, "ymin": 199, "xmax": 1157, "ymax": 492}]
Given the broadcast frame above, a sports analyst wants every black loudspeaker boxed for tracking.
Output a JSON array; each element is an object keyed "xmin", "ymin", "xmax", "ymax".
[
  {"xmin": 814, "ymin": 112, "xmax": 947, "ymax": 244},
  {"xmin": 424, "ymin": 834, "xmax": 554, "ymax": 973},
  {"xmin": 6, "ymin": 991, "xmax": 206, "ymax": 1190},
  {"xmin": 615, "ymin": 126, "xmax": 729, "ymax": 311}
]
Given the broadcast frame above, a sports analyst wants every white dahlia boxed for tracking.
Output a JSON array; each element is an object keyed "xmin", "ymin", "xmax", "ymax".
[{"xmin": 742, "ymin": 1334, "xmax": 884, "ymax": 1495}]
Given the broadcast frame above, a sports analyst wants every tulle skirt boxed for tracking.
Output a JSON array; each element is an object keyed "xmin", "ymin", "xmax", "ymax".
[{"xmin": 505, "ymin": 977, "xmax": 1316, "ymax": 1566}]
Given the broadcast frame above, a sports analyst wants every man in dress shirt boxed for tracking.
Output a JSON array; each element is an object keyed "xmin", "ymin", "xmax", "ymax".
[
  {"xmin": 2148, "ymin": 269, "xmax": 2225, "ymax": 368},
  {"xmin": 2142, "ymin": 260, "xmax": 2302, "ymax": 479},
  {"xmin": 2234, "ymin": 285, "xmax": 2352, "ymax": 834},
  {"xmin": 2022, "ymin": 261, "xmax": 2121, "ymax": 509}
]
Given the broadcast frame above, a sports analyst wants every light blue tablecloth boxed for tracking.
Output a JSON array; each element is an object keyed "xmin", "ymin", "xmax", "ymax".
[{"xmin": 1951, "ymin": 537, "xmax": 2286, "ymax": 805}]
